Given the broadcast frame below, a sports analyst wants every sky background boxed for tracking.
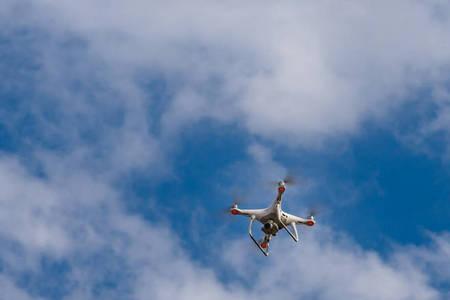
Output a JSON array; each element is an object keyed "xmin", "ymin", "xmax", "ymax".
[{"xmin": 1, "ymin": 1, "xmax": 450, "ymax": 299}]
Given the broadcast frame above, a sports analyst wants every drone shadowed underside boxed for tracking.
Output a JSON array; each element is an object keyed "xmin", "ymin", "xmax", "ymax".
[{"xmin": 228, "ymin": 178, "xmax": 315, "ymax": 256}]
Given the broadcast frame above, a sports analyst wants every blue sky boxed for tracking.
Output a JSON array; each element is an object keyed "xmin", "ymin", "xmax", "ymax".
[{"xmin": 1, "ymin": 1, "xmax": 450, "ymax": 299}]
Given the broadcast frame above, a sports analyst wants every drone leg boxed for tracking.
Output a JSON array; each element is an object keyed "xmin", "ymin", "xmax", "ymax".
[
  {"xmin": 280, "ymin": 220, "xmax": 299, "ymax": 242},
  {"xmin": 248, "ymin": 216, "xmax": 269, "ymax": 256},
  {"xmin": 290, "ymin": 223, "xmax": 299, "ymax": 241}
]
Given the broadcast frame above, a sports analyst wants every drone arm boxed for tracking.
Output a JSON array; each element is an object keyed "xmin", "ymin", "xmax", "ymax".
[
  {"xmin": 285, "ymin": 213, "xmax": 316, "ymax": 227},
  {"xmin": 231, "ymin": 208, "xmax": 266, "ymax": 218},
  {"xmin": 294, "ymin": 217, "xmax": 316, "ymax": 227}
]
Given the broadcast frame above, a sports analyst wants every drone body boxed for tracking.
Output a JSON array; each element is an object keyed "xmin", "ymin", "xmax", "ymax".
[{"xmin": 230, "ymin": 180, "xmax": 315, "ymax": 256}]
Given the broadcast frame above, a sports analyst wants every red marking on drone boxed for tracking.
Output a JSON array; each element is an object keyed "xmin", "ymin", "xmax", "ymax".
[
  {"xmin": 260, "ymin": 242, "xmax": 268, "ymax": 249},
  {"xmin": 231, "ymin": 208, "xmax": 239, "ymax": 215},
  {"xmin": 305, "ymin": 220, "xmax": 315, "ymax": 226},
  {"xmin": 278, "ymin": 186, "xmax": 286, "ymax": 193}
]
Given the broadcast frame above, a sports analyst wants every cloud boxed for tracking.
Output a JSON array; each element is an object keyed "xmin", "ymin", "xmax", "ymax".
[
  {"xmin": 5, "ymin": 0, "xmax": 449, "ymax": 148},
  {"xmin": 225, "ymin": 228, "xmax": 442, "ymax": 300},
  {"xmin": 2, "ymin": 1, "xmax": 450, "ymax": 299},
  {"xmin": 396, "ymin": 232, "xmax": 450, "ymax": 286},
  {"xmin": 0, "ymin": 16, "xmax": 165, "ymax": 178},
  {"xmin": 3, "ymin": 0, "xmax": 450, "ymax": 169},
  {"xmin": 394, "ymin": 87, "xmax": 450, "ymax": 160},
  {"xmin": 0, "ymin": 275, "xmax": 38, "ymax": 300},
  {"xmin": 0, "ymin": 153, "xmax": 449, "ymax": 299}
]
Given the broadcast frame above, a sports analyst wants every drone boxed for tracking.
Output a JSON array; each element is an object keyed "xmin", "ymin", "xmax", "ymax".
[{"xmin": 229, "ymin": 178, "xmax": 315, "ymax": 256}]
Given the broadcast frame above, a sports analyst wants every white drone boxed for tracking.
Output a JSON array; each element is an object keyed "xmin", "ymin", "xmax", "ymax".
[{"xmin": 229, "ymin": 178, "xmax": 315, "ymax": 256}]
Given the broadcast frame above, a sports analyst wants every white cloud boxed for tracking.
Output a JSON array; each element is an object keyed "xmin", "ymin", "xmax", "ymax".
[
  {"xmin": 0, "ymin": 158, "xmax": 71, "ymax": 258},
  {"xmin": 2, "ymin": 1, "xmax": 450, "ymax": 299},
  {"xmin": 0, "ymin": 275, "xmax": 38, "ymax": 300},
  {"xmin": 6, "ymin": 0, "xmax": 449, "ymax": 147},
  {"xmin": 395, "ymin": 86, "xmax": 450, "ymax": 160},
  {"xmin": 3, "ymin": 0, "xmax": 450, "ymax": 171},
  {"xmin": 396, "ymin": 232, "xmax": 450, "ymax": 285},
  {"xmin": 0, "ymin": 153, "xmax": 448, "ymax": 300}
]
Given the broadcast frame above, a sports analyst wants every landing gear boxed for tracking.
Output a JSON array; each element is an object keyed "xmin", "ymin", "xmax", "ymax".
[{"xmin": 248, "ymin": 216, "xmax": 270, "ymax": 256}]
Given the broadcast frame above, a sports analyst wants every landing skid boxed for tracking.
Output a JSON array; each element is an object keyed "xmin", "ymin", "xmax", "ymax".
[
  {"xmin": 248, "ymin": 216, "xmax": 269, "ymax": 256},
  {"xmin": 280, "ymin": 220, "xmax": 299, "ymax": 242}
]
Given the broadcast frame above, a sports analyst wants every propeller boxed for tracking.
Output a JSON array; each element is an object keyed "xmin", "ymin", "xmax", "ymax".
[
  {"xmin": 283, "ymin": 175, "xmax": 296, "ymax": 186},
  {"xmin": 220, "ymin": 194, "xmax": 246, "ymax": 215},
  {"xmin": 269, "ymin": 174, "xmax": 298, "ymax": 187},
  {"xmin": 306, "ymin": 204, "xmax": 329, "ymax": 219},
  {"xmin": 307, "ymin": 208, "xmax": 318, "ymax": 219}
]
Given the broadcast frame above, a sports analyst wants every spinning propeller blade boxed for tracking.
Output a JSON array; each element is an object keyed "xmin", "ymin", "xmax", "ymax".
[
  {"xmin": 220, "ymin": 194, "xmax": 246, "ymax": 215},
  {"xmin": 308, "ymin": 208, "xmax": 318, "ymax": 218},
  {"xmin": 268, "ymin": 174, "xmax": 298, "ymax": 187},
  {"xmin": 307, "ymin": 203, "xmax": 329, "ymax": 218},
  {"xmin": 283, "ymin": 174, "xmax": 296, "ymax": 185}
]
